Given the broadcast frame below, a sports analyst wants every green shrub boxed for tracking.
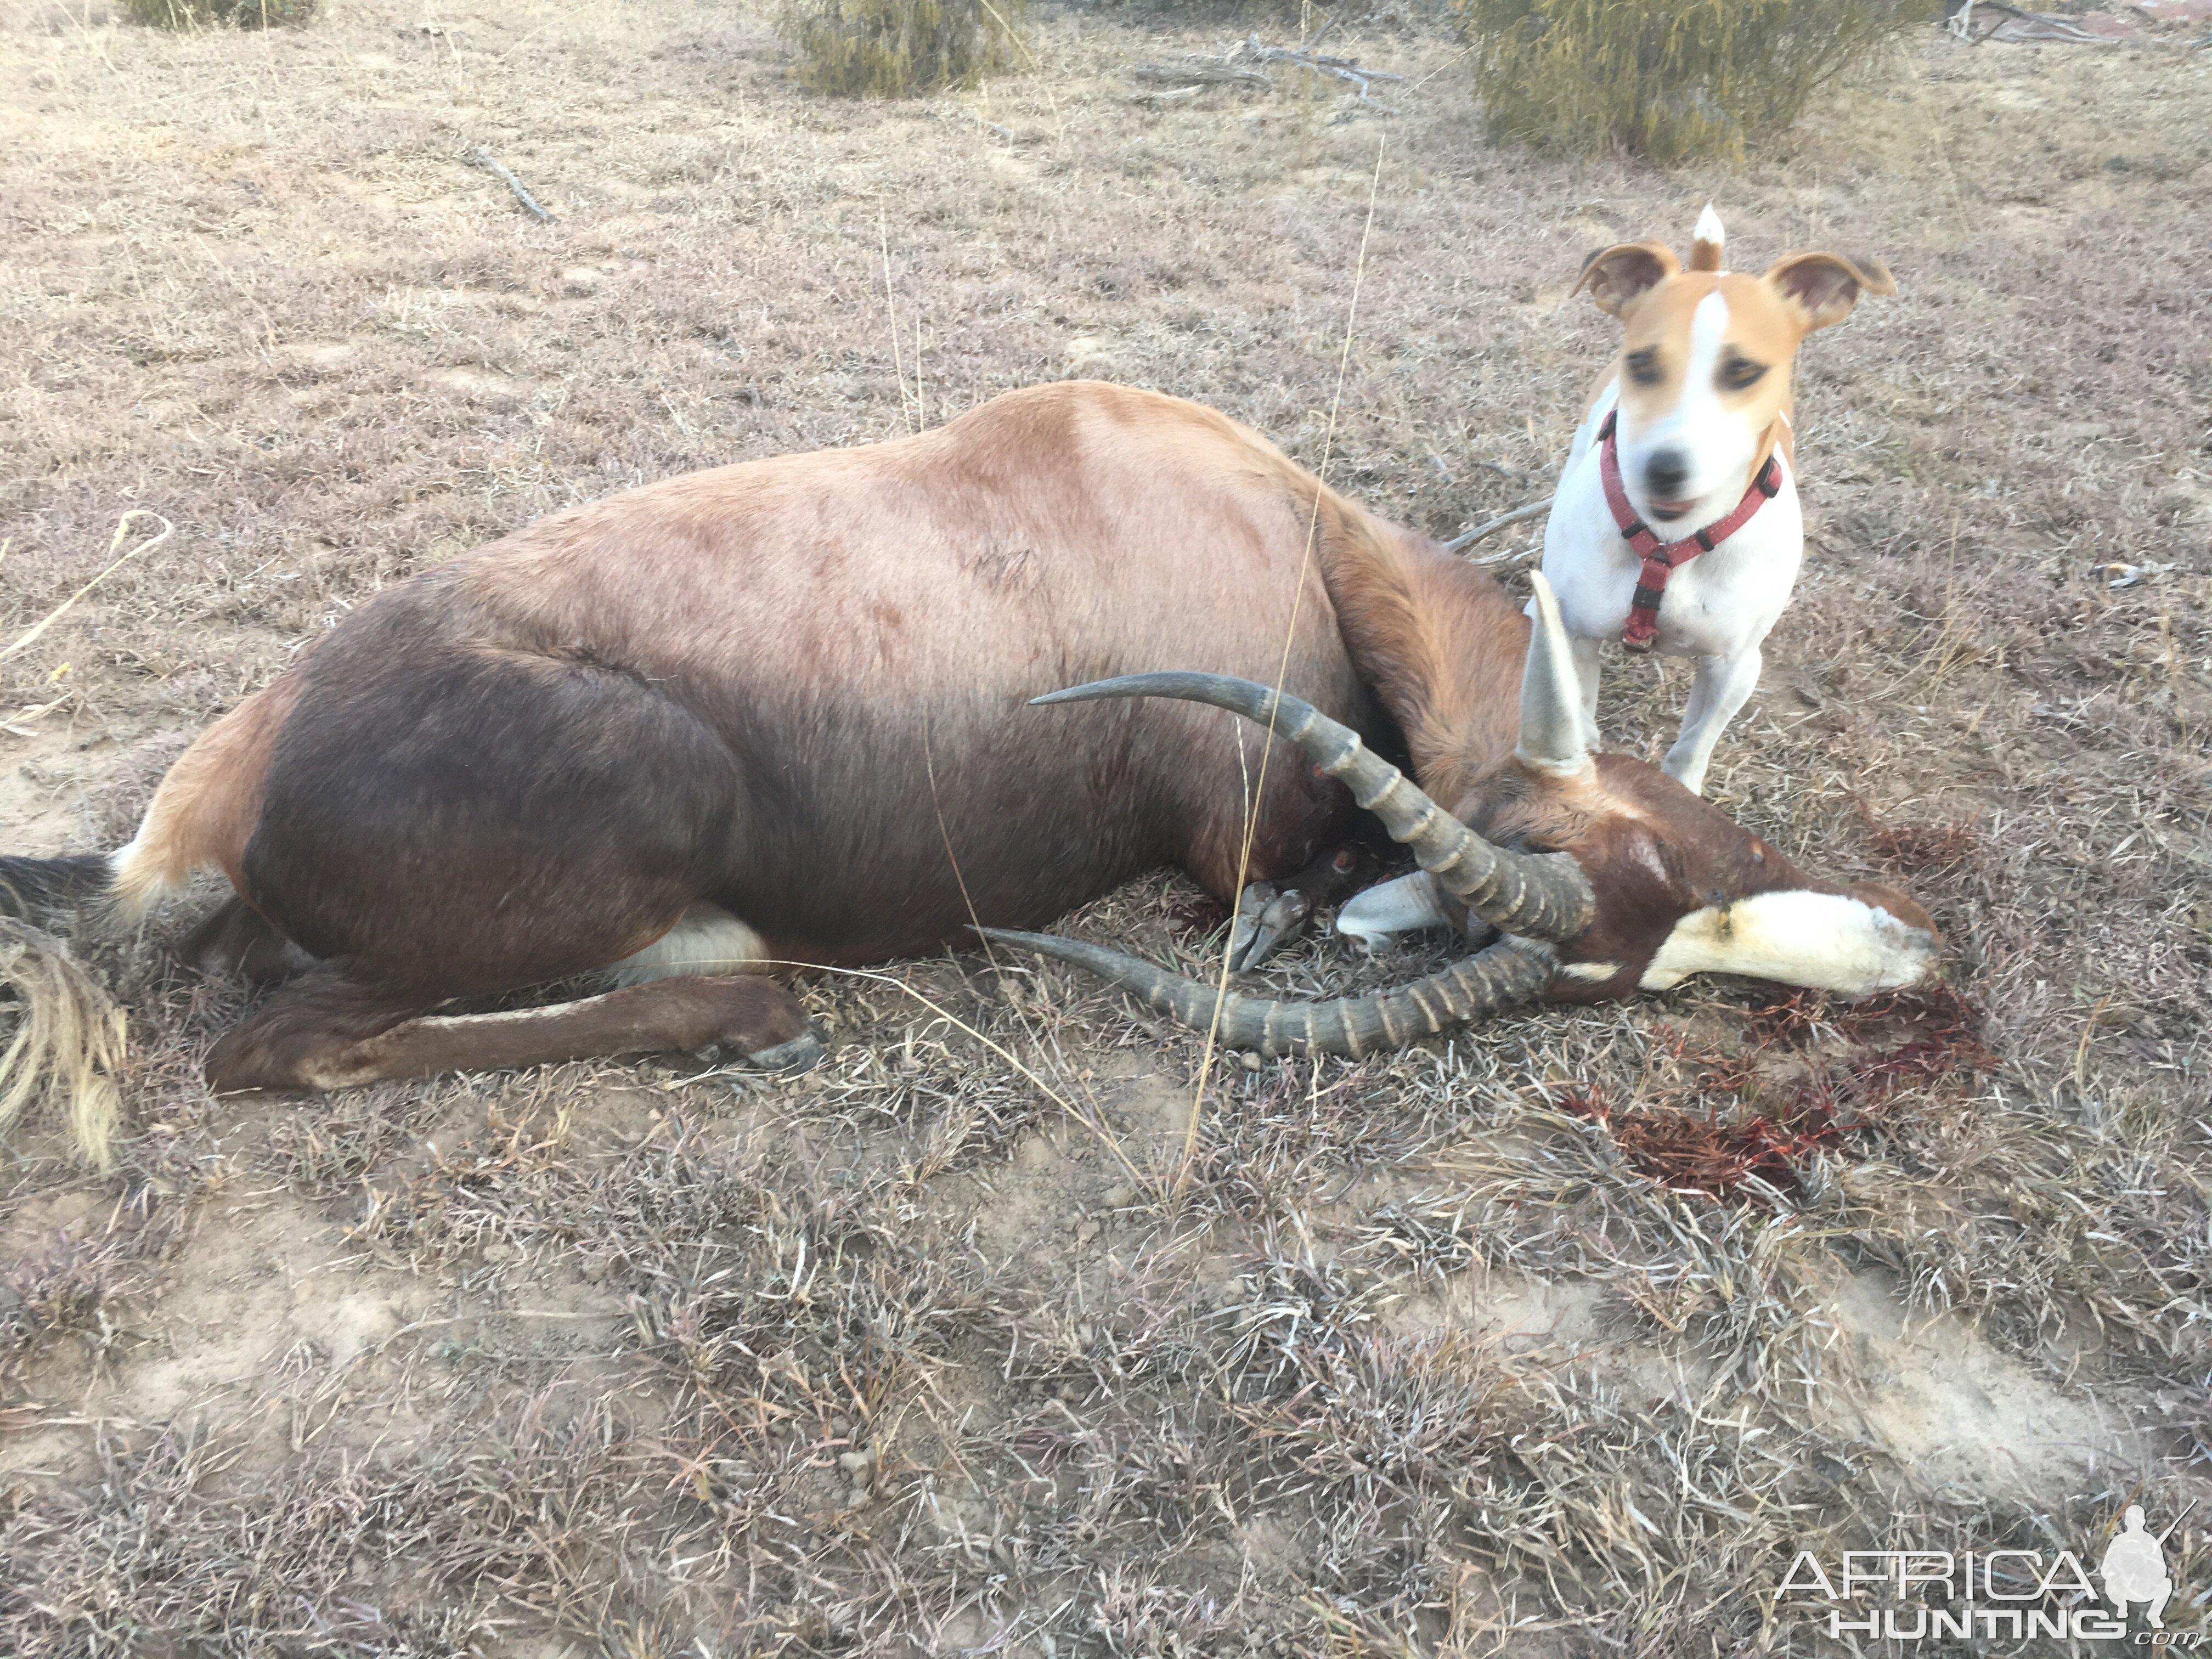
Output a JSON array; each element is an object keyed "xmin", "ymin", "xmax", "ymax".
[
  {"xmin": 775, "ymin": 0, "xmax": 1031, "ymax": 97},
  {"xmin": 1099, "ymin": 0, "xmax": 1322, "ymax": 17},
  {"xmin": 1458, "ymin": 0, "xmax": 1937, "ymax": 160},
  {"xmin": 123, "ymin": 0, "xmax": 316, "ymax": 25}
]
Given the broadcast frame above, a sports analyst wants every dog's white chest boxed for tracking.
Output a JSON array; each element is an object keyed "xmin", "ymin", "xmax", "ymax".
[{"xmin": 1541, "ymin": 422, "xmax": 1804, "ymax": 661}]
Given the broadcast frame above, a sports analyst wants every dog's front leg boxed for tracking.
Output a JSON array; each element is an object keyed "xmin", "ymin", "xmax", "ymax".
[{"xmin": 1663, "ymin": 646, "xmax": 1763, "ymax": 795}]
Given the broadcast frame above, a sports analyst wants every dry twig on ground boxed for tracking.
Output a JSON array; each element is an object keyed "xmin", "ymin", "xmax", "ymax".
[
  {"xmin": 1949, "ymin": 0, "xmax": 2124, "ymax": 42},
  {"xmin": 1233, "ymin": 35, "xmax": 1405, "ymax": 106},
  {"xmin": 469, "ymin": 146, "xmax": 556, "ymax": 222},
  {"xmin": 1130, "ymin": 56, "xmax": 1269, "ymax": 90},
  {"xmin": 1129, "ymin": 35, "xmax": 1405, "ymax": 108},
  {"xmin": 1443, "ymin": 495, "xmax": 1553, "ymax": 555},
  {"xmin": 1, "ymin": 512, "xmax": 170, "ymax": 665}
]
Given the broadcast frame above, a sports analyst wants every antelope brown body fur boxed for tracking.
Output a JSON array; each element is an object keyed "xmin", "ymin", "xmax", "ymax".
[{"xmin": 3, "ymin": 381, "xmax": 1935, "ymax": 1113}]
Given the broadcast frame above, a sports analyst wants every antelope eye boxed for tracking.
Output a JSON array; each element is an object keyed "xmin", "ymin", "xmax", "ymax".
[
  {"xmin": 1719, "ymin": 354, "xmax": 1768, "ymax": 392},
  {"xmin": 1626, "ymin": 348, "xmax": 1662, "ymax": 387}
]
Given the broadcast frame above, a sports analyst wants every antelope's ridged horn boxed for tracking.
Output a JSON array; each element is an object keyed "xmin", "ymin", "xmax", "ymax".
[
  {"xmin": 978, "ymin": 928, "xmax": 1555, "ymax": 1058},
  {"xmin": 1031, "ymin": 673, "xmax": 1595, "ymax": 941}
]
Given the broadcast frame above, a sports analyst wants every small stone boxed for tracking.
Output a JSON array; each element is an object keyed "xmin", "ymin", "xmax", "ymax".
[
  {"xmin": 1101, "ymin": 1183, "xmax": 1134, "ymax": 1208},
  {"xmin": 1240, "ymin": 1051, "xmax": 1262, "ymax": 1071},
  {"xmin": 846, "ymin": 1485, "xmax": 873, "ymax": 1508},
  {"xmin": 482, "ymin": 1242, "xmax": 515, "ymax": 1262},
  {"xmin": 837, "ymin": 1450, "xmax": 873, "ymax": 1476},
  {"xmin": 1075, "ymin": 1219, "xmax": 1101, "ymax": 1244},
  {"xmin": 561, "ymin": 266, "xmax": 601, "ymax": 294}
]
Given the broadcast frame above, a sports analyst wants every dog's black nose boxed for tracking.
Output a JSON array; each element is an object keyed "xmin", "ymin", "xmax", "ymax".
[{"xmin": 1644, "ymin": 449, "xmax": 1691, "ymax": 501}]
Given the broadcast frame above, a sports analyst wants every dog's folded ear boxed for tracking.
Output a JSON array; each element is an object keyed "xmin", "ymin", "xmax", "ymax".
[
  {"xmin": 1574, "ymin": 241, "xmax": 1681, "ymax": 319},
  {"xmin": 1763, "ymin": 251, "xmax": 1897, "ymax": 332}
]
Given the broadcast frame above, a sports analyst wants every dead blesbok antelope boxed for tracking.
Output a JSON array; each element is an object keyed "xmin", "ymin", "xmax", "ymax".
[{"xmin": 0, "ymin": 382, "xmax": 1936, "ymax": 1158}]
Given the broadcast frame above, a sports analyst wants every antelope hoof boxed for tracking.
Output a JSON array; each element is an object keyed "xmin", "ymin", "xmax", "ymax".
[
  {"xmin": 1227, "ymin": 885, "xmax": 1313, "ymax": 974},
  {"xmin": 743, "ymin": 1031, "xmax": 826, "ymax": 1074}
]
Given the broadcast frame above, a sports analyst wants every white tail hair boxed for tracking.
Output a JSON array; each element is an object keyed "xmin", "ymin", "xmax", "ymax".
[
  {"xmin": 0, "ymin": 919, "xmax": 126, "ymax": 1169},
  {"xmin": 1690, "ymin": 203, "xmax": 1725, "ymax": 273}
]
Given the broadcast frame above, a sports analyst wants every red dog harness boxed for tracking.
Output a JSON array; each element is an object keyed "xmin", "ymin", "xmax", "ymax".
[{"xmin": 1597, "ymin": 408, "xmax": 1782, "ymax": 652}]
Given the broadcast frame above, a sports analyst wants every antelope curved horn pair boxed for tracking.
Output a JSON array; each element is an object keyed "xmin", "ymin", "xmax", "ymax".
[{"xmin": 978, "ymin": 581, "xmax": 1599, "ymax": 1057}]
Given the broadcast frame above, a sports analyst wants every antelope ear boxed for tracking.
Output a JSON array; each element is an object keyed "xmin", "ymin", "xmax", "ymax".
[
  {"xmin": 1574, "ymin": 241, "xmax": 1681, "ymax": 319},
  {"xmin": 1763, "ymin": 250, "xmax": 1896, "ymax": 332},
  {"xmin": 1518, "ymin": 573, "xmax": 1593, "ymax": 778}
]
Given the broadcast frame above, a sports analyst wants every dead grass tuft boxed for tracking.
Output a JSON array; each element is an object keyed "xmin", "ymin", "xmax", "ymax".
[
  {"xmin": 1457, "ymin": 0, "xmax": 1939, "ymax": 159},
  {"xmin": 120, "ymin": 0, "xmax": 317, "ymax": 30},
  {"xmin": 775, "ymin": 0, "xmax": 1030, "ymax": 97}
]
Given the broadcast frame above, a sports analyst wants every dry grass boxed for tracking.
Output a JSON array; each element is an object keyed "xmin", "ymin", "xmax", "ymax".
[
  {"xmin": 775, "ymin": 0, "xmax": 1030, "ymax": 98},
  {"xmin": 3, "ymin": 0, "xmax": 2211, "ymax": 1652},
  {"xmin": 119, "ymin": 0, "xmax": 319, "ymax": 30},
  {"xmin": 1458, "ymin": 0, "xmax": 1940, "ymax": 160}
]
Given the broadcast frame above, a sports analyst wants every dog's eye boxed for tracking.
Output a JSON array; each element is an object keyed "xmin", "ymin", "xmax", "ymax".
[
  {"xmin": 1626, "ymin": 348, "xmax": 1662, "ymax": 387},
  {"xmin": 1719, "ymin": 355, "xmax": 1768, "ymax": 392}
]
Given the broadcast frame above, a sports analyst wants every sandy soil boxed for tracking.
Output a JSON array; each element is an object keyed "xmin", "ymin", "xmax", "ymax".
[{"xmin": 3, "ymin": 1, "xmax": 2210, "ymax": 1652}]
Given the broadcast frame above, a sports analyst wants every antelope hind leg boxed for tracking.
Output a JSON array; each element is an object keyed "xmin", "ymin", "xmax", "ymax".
[
  {"xmin": 206, "ymin": 968, "xmax": 819, "ymax": 1093},
  {"xmin": 178, "ymin": 896, "xmax": 318, "ymax": 984}
]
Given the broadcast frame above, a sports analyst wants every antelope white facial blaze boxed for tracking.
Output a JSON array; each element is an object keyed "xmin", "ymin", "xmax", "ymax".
[{"xmin": 1640, "ymin": 889, "xmax": 1937, "ymax": 995}]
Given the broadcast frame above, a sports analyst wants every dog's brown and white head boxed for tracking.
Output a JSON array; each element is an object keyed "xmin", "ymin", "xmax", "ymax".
[{"xmin": 1577, "ymin": 205, "xmax": 1894, "ymax": 529}]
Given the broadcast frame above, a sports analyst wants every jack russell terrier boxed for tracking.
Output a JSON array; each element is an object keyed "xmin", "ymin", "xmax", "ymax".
[
  {"xmin": 1538, "ymin": 205, "xmax": 1893, "ymax": 797},
  {"xmin": 1332, "ymin": 214, "xmax": 1893, "ymax": 959}
]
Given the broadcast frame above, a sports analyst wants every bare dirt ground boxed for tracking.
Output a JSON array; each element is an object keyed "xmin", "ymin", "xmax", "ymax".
[{"xmin": 3, "ymin": 1, "xmax": 2210, "ymax": 1652}]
